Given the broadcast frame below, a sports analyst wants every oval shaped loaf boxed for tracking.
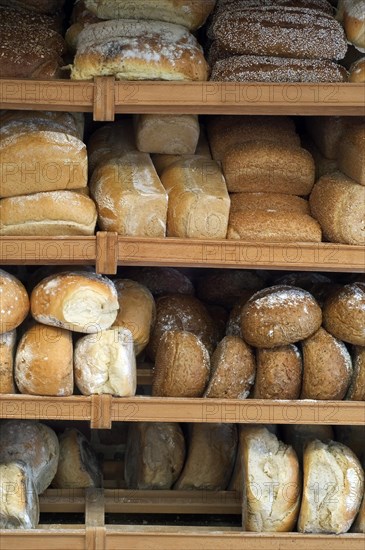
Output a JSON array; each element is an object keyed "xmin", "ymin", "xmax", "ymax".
[
  {"xmin": 322, "ymin": 283, "xmax": 365, "ymax": 345},
  {"xmin": 0, "ymin": 269, "xmax": 29, "ymax": 334},
  {"xmin": 253, "ymin": 344, "xmax": 302, "ymax": 400},
  {"xmin": 241, "ymin": 285, "xmax": 322, "ymax": 348},
  {"xmin": 347, "ymin": 346, "xmax": 365, "ymax": 401}
]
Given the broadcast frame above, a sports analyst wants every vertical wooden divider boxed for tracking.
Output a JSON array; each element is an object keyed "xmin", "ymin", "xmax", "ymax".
[
  {"xmin": 85, "ymin": 488, "xmax": 106, "ymax": 550},
  {"xmin": 93, "ymin": 76, "xmax": 116, "ymax": 121},
  {"xmin": 91, "ymin": 394, "xmax": 112, "ymax": 429},
  {"xmin": 96, "ymin": 232, "xmax": 119, "ymax": 275}
]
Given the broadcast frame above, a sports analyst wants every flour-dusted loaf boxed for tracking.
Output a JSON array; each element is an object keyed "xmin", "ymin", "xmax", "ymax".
[
  {"xmin": 338, "ymin": 124, "xmax": 365, "ymax": 185},
  {"xmin": 135, "ymin": 114, "xmax": 200, "ymax": 155},
  {"xmin": 174, "ymin": 423, "xmax": 237, "ymax": 490},
  {"xmin": 282, "ymin": 425, "xmax": 335, "ymax": 462},
  {"xmin": 90, "ymin": 151, "xmax": 168, "ymax": 237},
  {"xmin": 298, "ymin": 439, "xmax": 364, "ymax": 533},
  {"xmin": 74, "ymin": 328, "xmax": 136, "ymax": 396},
  {"xmin": 71, "ymin": 20, "xmax": 209, "ymax": 81},
  {"xmin": 322, "ymin": 283, "xmax": 365, "ymax": 345},
  {"xmin": 15, "ymin": 323, "xmax": 73, "ymax": 397},
  {"xmin": 112, "ymin": 279, "xmax": 156, "ymax": 356},
  {"xmin": 230, "ymin": 193, "xmax": 310, "ymax": 215},
  {"xmin": 0, "ymin": 330, "xmax": 16, "ymax": 394},
  {"xmin": 253, "ymin": 344, "xmax": 302, "ymax": 400},
  {"xmin": 0, "ymin": 462, "xmax": 39, "ymax": 529},
  {"xmin": 241, "ymin": 285, "xmax": 322, "ymax": 348},
  {"xmin": 347, "ymin": 346, "xmax": 365, "ymax": 401},
  {"xmin": 161, "ymin": 156, "xmax": 230, "ymax": 239},
  {"xmin": 52, "ymin": 429, "xmax": 102, "ymax": 489},
  {"xmin": 0, "ymin": 420, "xmax": 59, "ymax": 494},
  {"xmin": 87, "ymin": 119, "xmax": 136, "ymax": 174},
  {"xmin": 31, "ymin": 271, "xmax": 119, "ymax": 333},
  {"xmin": 125, "ymin": 422, "xmax": 186, "ymax": 490},
  {"xmin": 0, "ymin": 269, "xmax": 29, "ymax": 334}
]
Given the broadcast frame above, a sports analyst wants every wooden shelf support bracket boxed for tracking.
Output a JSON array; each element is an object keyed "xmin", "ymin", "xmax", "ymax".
[
  {"xmin": 85, "ymin": 488, "xmax": 106, "ymax": 550},
  {"xmin": 91, "ymin": 394, "xmax": 112, "ymax": 430},
  {"xmin": 93, "ymin": 76, "xmax": 115, "ymax": 121},
  {"xmin": 96, "ymin": 231, "xmax": 119, "ymax": 275}
]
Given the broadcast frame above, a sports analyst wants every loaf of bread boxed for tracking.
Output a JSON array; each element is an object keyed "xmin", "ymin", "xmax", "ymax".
[
  {"xmin": 31, "ymin": 271, "xmax": 119, "ymax": 333},
  {"xmin": 124, "ymin": 266, "xmax": 194, "ymax": 297},
  {"xmin": 74, "ymin": 328, "xmax": 136, "ymax": 396},
  {"xmin": 66, "ymin": 1, "xmax": 101, "ymax": 52},
  {"xmin": 161, "ymin": 157, "xmax": 230, "ymax": 239},
  {"xmin": 0, "ymin": 420, "xmax": 59, "ymax": 494},
  {"xmin": 241, "ymin": 286, "xmax": 322, "ymax": 348},
  {"xmin": 0, "ymin": 269, "xmax": 29, "ymax": 334},
  {"xmin": 152, "ymin": 330, "xmax": 210, "ymax": 397},
  {"xmin": 309, "ymin": 171, "xmax": 365, "ymax": 245},
  {"xmin": 222, "ymin": 141, "xmax": 315, "ymax": 195},
  {"xmin": 52, "ymin": 429, "xmax": 102, "ymax": 489},
  {"xmin": 71, "ymin": 20, "xmax": 209, "ymax": 81},
  {"xmin": 322, "ymin": 283, "xmax": 365, "ymax": 345},
  {"xmin": 87, "ymin": 120, "xmax": 136, "ymax": 174},
  {"xmin": 0, "ymin": 5, "xmax": 63, "ymax": 32},
  {"xmin": 135, "ymin": 114, "xmax": 200, "ymax": 155},
  {"xmin": 298, "ymin": 440, "xmax": 364, "ymax": 533},
  {"xmin": 347, "ymin": 346, "xmax": 365, "ymax": 401},
  {"xmin": 0, "ymin": 330, "xmax": 16, "ymax": 394},
  {"xmin": 301, "ymin": 327, "xmax": 352, "ymax": 400},
  {"xmin": 112, "ymin": 279, "xmax": 155, "ymax": 356},
  {"xmin": 353, "ymin": 491, "xmax": 365, "ymax": 532},
  {"xmin": 174, "ymin": 423, "xmax": 237, "ymax": 490},
  {"xmin": 230, "ymin": 193, "xmax": 310, "ymax": 215},
  {"xmin": 212, "ymin": 0, "xmax": 334, "ymax": 19},
  {"xmin": 226, "ymin": 295, "xmax": 255, "ymax": 338},
  {"xmin": 15, "ymin": 324, "xmax": 73, "ymax": 397},
  {"xmin": 253, "ymin": 345, "xmax": 302, "ymax": 399},
  {"xmin": 90, "ymin": 151, "xmax": 168, "ymax": 237},
  {"xmin": 125, "ymin": 422, "xmax": 185, "ymax": 489},
  {"xmin": 349, "ymin": 57, "xmax": 365, "ymax": 81},
  {"xmin": 338, "ymin": 125, "xmax": 365, "ymax": 185},
  {"xmin": 0, "ymin": 462, "xmax": 39, "ymax": 529},
  {"xmin": 196, "ymin": 270, "xmax": 263, "ymax": 308},
  {"xmin": 341, "ymin": 0, "xmax": 365, "ymax": 51},
  {"xmin": 282, "ymin": 425, "xmax": 334, "ymax": 462},
  {"xmin": 204, "ymin": 336, "xmax": 255, "ymax": 399}
]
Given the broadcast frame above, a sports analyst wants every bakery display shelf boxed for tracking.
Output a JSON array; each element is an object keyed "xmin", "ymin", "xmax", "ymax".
[{"xmin": 0, "ymin": 78, "xmax": 364, "ymax": 119}]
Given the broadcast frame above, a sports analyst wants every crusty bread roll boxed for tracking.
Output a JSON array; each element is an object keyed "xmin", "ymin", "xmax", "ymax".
[
  {"xmin": 241, "ymin": 285, "xmax": 322, "ymax": 348},
  {"xmin": 161, "ymin": 156, "xmax": 230, "ymax": 239},
  {"xmin": 0, "ymin": 420, "xmax": 59, "ymax": 494},
  {"xmin": 0, "ymin": 269, "xmax": 29, "ymax": 334},
  {"xmin": 301, "ymin": 327, "xmax": 352, "ymax": 400},
  {"xmin": 90, "ymin": 151, "xmax": 168, "ymax": 237},
  {"xmin": 147, "ymin": 294, "xmax": 217, "ymax": 359},
  {"xmin": 337, "ymin": 125, "xmax": 365, "ymax": 185},
  {"xmin": 204, "ymin": 336, "xmax": 255, "ymax": 399},
  {"xmin": 196, "ymin": 270, "xmax": 263, "ymax": 308},
  {"xmin": 123, "ymin": 266, "xmax": 194, "ymax": 297},
  {"xmin": 253, "ymin": 345, "xmax": 302, "ymax": 400},
  {"xmin": 74, "ymin": 328, "xmax": 136, "ymax": 396},
  {"xmin": 174, "ymin": 423, "xmax": 237, "ymax": 490},
  {"xmin": 52, "ymin": 429, "xmax": 102, "ymax": 489},
  {"xmin": 31, "ymin": 271, "xmax": 119, "ymax": 334},
  {"xmin": 322, "ymin": 283, "xmax": 365, "ymax": 345},
  {"xmin": 71, "ymin": 20, "xmax": 209, "ymax": 81},
  {"xmin": 0, "ymin": 330, "xmax": 16, "ymax": 394},
  {"xmin": 240, "ymin": 426, "xmax": 301, "ymax": 532},
  {"xmin": 282, "ymin": 425, "xmax": 334, "ymax": 463},
  {"xmin": 87, "ymin": 120, "xmax": 136, "ymax": 174},
  {"xmin": 342, "ymin": 0, "xmax": 365, "ymax": 51},
  {"xmin": 15, "ymin": 324, "xmax": 73, "ymax": 397},
  {"xmin": 349, "ymin": 57, "xmax": 365, "ymax": 81},
  {"xmin": 353, "ymin": 491, "xmax": 365, "ymax": 532},
  {"xmin": 0, "ymin": 462, "xmax": 39, "ymax": 529},
  {"xmin": 152, "ymin": 330, "xmax": 210, "ymax": 397},
  {"xmin": 125, "ymin": 422, "xmax": 185, "ymax": 490},
  {"xmin": 347, "ymin": 346, "xmax": 365, "ymax": 401},
  {"xmin": 222, "ymin": 141, "xmax": 315, "ymax": 196},
  {"xmin": 230, "ymin": 193, "xmax": 310, "ymax": 215},
  {"xmin": 135, "ymin": 114, "xmax": 200, "ymax": 155},
  {"xmin": 298, "ymin": 439, "xmax": 364, "ymax": 533},
  {"xmin": 0, "ymin": 191, "xmax": 97, "ymax": 237},
  {"xmin": 112, "ymin": 279, "xmax": 155, "ymax": 356}
]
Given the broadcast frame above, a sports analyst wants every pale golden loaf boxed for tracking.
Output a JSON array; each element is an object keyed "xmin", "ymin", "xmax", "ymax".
[
  {"xmin": 135, "ymin": 114, "xmax": 200, "ymax": 155},
  {"xmin": 341, "ymin": 0, "xmax": 365, "ymax": 51},
  {"xmin": 0, "ymin": 330, "xmax": 16, "ymax": 394},
  {"xmin": 322, "ymin": 283, "xmax": 365, "ymax": 345},
  {"xmin": 0, "ymin": 269, "xmax": 29, "ymax": 334},
  {"xmin": 0, "ymin": 462, "xmax": 39, "ymax": 529},
  {"xmin": 253, "ymin": 344, "xmax": 302, "ymax": 400}
]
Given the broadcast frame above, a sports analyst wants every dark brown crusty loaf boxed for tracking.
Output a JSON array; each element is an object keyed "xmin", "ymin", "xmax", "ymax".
[
  {"xmin": 0, "ymin": 0, "xmax": 65, "ymax": 14},
  {"xmin": 211, "ymin": 0, "xmax": 334, "ymax": 21},
  {"xmin": 253, "ymin": 345, "xmax": 302, "ymax": 400},
  {"xmin": 322, "ymin": 283, "xmax": 365, "ymax": 346}
]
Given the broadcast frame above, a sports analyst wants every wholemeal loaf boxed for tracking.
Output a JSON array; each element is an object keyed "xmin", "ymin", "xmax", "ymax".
[
  {"xmin": 31, "ymin": 271, "xmax": 119, "ymax": 333},
  {"xmin": 123, "ymin": 267, "xmax": 194, "ymax": 297},
  {"xmin": 322, "ymin": 283, "xmax": 365, "ymax": 345},
  {"xmin": 347, "ymin": 346, "xmax": 365, "ymax": 401},
  {"xmin": 241, "ymin": 285, "xmax": 322, "ymax": 348},
  {"xmin": 211, "ymin": 0, "xmax": 334, "ymax": 20},
  {"xmin": 298, "ymin": 440, "xmax": 364, "ymax": 533},
  {"xmin": 337, "ymin": 125, "xmax": 365, "ymax": 185},
  {"xmin": 0, "ymin": 462, "xmax": 39, "ymax": 529},
  {"xmin": 282, "ymin": 425, "xmax": 335, "ymax": 462},
  {"xmin": 135, "ymin": 114, "xmax": 200, "ymax": 155},
  {"xmin": 87, "ymin": 120, "xmax": 136, "ymax": 174},
  {"xmin": 196, "ymin": 270, "xmax": 263, "ymax": 308},
  {"xmin": 0, "ymin": 330, "xmax": 16, "ymax": 394},
  {"xmin": 0, "ymin": 269, "xmax": 29, "ymax": 334},
  {"xmin": 253, "ymin": 345, "xmax": 302, "ymax": 400},
  {"xmin": 230, "ymin": 193, "xmax": 310, "ymax": 215}
]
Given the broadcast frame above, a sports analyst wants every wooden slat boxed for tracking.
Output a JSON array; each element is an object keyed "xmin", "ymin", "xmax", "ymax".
[
  {"xmin": 0, "ymin": 530, "xmax": 86, "ymax": 550},
  {"xmin": 85, "ymin": 488, "xmax": 106, "ymax": 550},
  {"xmin": 0, "ymin": 237, "xmax": 96, "ymax": 265},
  {"xmin": 91, "ymin": 394, "xmax": 113, "ymax": 430},
  {"xmin": 96, "ymin": 232, "xmax": 119, "ymax": 275},
  {"xmin": 93, "ymin": 77, "xmax": 115, "ymax": 121},
  {"xmin": 0, "ymin": 394, "xmax": 92, "ymax": 421}
]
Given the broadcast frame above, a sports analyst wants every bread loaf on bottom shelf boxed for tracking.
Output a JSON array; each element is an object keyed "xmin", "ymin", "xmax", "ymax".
[
  {"xmin": 0, "ymin": 330, "xmax": 16, "ymax": 393},
  {"xmin": 0, "ymin": 462, "xmax": 39, "ymax": 529}
]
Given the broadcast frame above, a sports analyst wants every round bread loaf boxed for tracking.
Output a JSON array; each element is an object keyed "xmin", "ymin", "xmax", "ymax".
[
  {"xmin": 112, "ymin": 279, "xmax": 155, "ymax": 356},
  {"xmin": 322, "ymin": 283, "xmax": 365, "ymax": 345},
  {"xmin": 0, "ymin": 461, "xmax": 39, "ymax": 529},
  {"xmin": 301, "ymin": 327, "xmax": 352, "ymax": 400},
  {"xmin": 0, "ymin": 269, "xmax": 29, "ymax": 334},
  {"xmin": 253, "ymin": 344, "xmax": 302, "ymax": 400},
  {"xmin": 123, "ymin": 267, "xmax": 194, "ymax": 297},
  {"xmin": 0, "ymin": 330, "xmax": 16, "ymax": 394},
  {"xmin": 15, "ymin": 323, "xmax": 73, "ymax": 397},
  {"xmin": 347, "ymin": 346, "xmax": 365, "ymax": 401},
  {"xmin": 152, "ymin": 330, "xmax": 210, "ymax": 397},
  {"xmin": 281, "ymin": 424, "xmax": 334, "ymax": 463},
  {"xmin": 147, "ymin": 294, "xmax": 217, "ymax": 359},
  {"xmin": 204, "ymin": 336, "xmax": 255, "ymax": 399},
  {"xmin": 0, "ymin": 420, "xmax": 59, "ymax": 494},
  {"xmin": 52, "ymin": 429, "xmax": 102, "ymax": 489},
  {"xmin": 31, "ymin": 271, "xmax": 119, "ymax": 333},
  {"xmin": 349, "ymin": 57, "xmax": 365, "ymax": 81},
  {"xmin": 352, "ymin": 491, "xmax": 365, "ymax": 533},
  {"xmin": 196, "ymin": 270, "xmax": 264, "ymax": 308},
  {"xmin": 241, "ymin": 285, "xmax": 322, "ymax": 348},
  {"xmin": 125, "ymin": 422, "xmax": 185, "ymax": 490}
]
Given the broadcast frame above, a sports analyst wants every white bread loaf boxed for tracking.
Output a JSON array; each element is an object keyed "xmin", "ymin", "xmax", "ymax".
[
  {"xmin": 135, "ymin": 114, "xmax": 200, "ymax": 155},
  {"xmin": 125, "ymin": 422, "xmax": 185, "ymax": 490},
  {"xmin": 337, "ymin": 124, "xmax": 365, "ymax": 185},
  {"xmin": 230, "ymin": 192, "xmax": 310, "ymax": 215},
  {"xmin": 31, "ymin": 271, "xmax": 119, "ymax": 334},
  {"xmin": 87, "ymin": 119, "xmax": 136, "ymax": 174},
  {"xmin": 0, "ymin": 269, "xmax": 29, "ymax": 334},
  {"xmin": 347, "ymin": 346, "xmax": 365, "ymax": 401},
  {"xmin": 90, "ymin": 151, "xmax": 168, "ymax": 237},
  {"xmin": 174, "ymin": 423, "xmax": 237, "ymax": 490},
  {"xmin": 298, "ymin": 439, "xmax": 364, "ymax": 533},
  {"xmin": 0, "ymin": 420, "xmax": 59, "ymax": 494},
  {"xmin": 71, "ymin": 20, "xmax": 209, "ymax": 81},
  {"xmin": 253, "ymin": 344, "xmax": 302, "ymax": 400},
  {"xmin": 52, "ymin": 429, "xmax": 102, "ymax": 489},
  {"xmin": 322, "ymin": 283, "xmax": 365, "ymax": 345},
  {"xmin": 0, "ymin": 462, "xmax": 39, "ymax": 529},
  {"xmin": 15, "ymin": 323, "xmax": 73, "ymax": 397},
  {"xmin": 0, "ymin": 330, "xmax": 16, "ymax": 394},
  {"xmin": 0, "ymin": 191, "xmax": 97, "ymax": 236},
  {"xmin": 74, "ymin": 328, "xmax": 136, "ymax": 396},
  {"xmin": 161, "ymin": 156, "xmax": 230, "ymax": 239}
]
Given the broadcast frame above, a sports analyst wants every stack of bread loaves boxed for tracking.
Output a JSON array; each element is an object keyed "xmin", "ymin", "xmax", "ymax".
[{"xmin": 208, "ymin": 0, "xmax": 348, "ymax": 82}]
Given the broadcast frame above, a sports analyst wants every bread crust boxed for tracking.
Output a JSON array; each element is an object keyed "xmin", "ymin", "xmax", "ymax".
[
  {"xmin": 0, "ymin": 269, "xmax": 29, "ymax": 333},
  {"xmin": 254, "ymin": 344, "xmax": 302, "ymax": 399},
  {"xmin": 322, "ymin": 283, "xmax": 365, "ymax": 345}
]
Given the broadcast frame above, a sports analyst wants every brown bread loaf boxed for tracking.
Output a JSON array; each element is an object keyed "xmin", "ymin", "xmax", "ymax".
[
  {"xmin": 230, "ymin": 193, "xmax": 310, "ymax": 215},
  {"xmin": 322, "ymin": 283, "xmax": 365, "ymax": 345},
  {"xmin": 347, "ymin": 346, "xmax": 365, "ymax": 401},
  {"xmin": 253, "ymin": 345, "xmax": 302, "ymax": 400},
  {"xmin": 337, "ymin": 124, "xmax": 365, "ymax": 185},
  {"xmin": 0, "ymin": 330, "xmax": 16, "ymax": 394},
  {"xmin": 349, "ymin": 57, "xmax": 365, "ymax": 82},
  {"xmin": 0, "ymin": 269, "xmax": 29, "ymax": 334}
]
